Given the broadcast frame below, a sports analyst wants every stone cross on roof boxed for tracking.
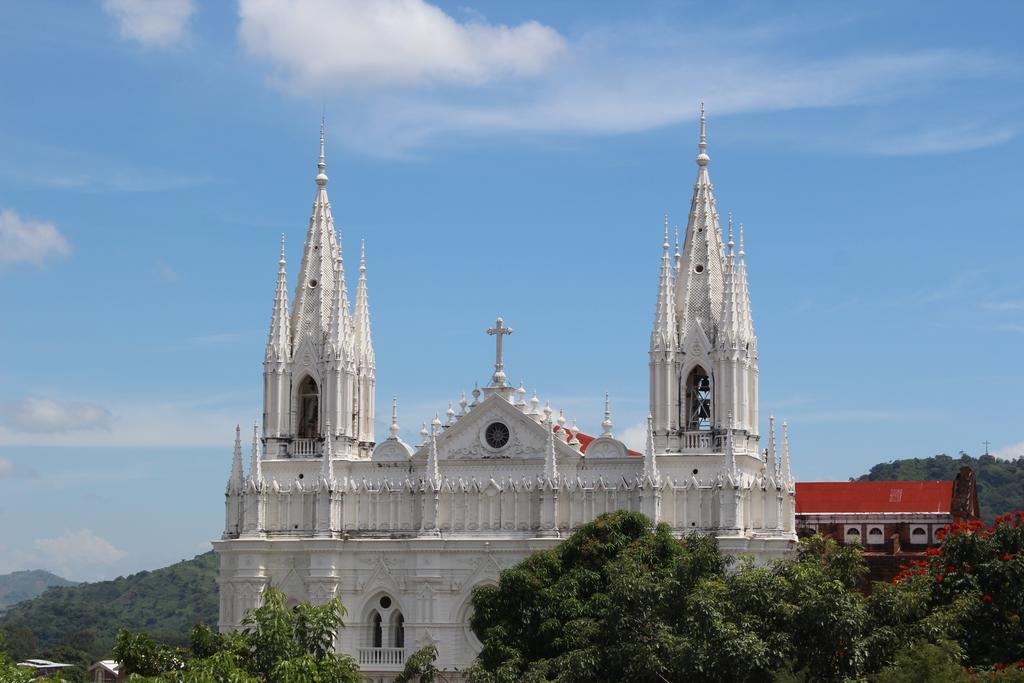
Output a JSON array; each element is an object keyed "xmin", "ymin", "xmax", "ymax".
[{"xmin": 487, "ymin": 317, "xmax": 512, "ymax": 386}]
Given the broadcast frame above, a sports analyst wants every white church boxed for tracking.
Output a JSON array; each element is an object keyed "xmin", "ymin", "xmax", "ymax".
[{"xmin": 213, "ymin": 110, "xmax": 797, "ymax": 679}]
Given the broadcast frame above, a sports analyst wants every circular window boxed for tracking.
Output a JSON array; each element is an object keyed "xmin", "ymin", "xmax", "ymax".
[
  {"xmin": 309, "ymin": 279, "xmax": 318, "ymax": 288},
  {"xmin": 379, "ymin": 596, "xmax": 392, "ymax": 609},
  {"xmin": 694, "ymin": 264, "xmax": 705, "ymax": 273},
  {"xmin": 484, "ymin": 422, "xmax": 510, "ymax": 449}
]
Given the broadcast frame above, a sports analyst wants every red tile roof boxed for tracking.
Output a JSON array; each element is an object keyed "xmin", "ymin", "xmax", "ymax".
[
  {"xmin": 552, "ymin": 425, "xmax": 642, "ymax": 457},
  {"xmin": 796, "ymin": 481, "xmax": 954, "ymax": 514}
]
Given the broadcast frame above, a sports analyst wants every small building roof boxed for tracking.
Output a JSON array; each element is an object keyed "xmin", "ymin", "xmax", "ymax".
[
  {"xmin": 89, "ymin": 660, "xmax": 120, "ymax": 674},
  {"xmin": 796, "ymin": 481, "xmax": 954, "ymax": 515},
  {"xmin": 18, "ymin": 658, "xmax": 73, "ymax": 670}
]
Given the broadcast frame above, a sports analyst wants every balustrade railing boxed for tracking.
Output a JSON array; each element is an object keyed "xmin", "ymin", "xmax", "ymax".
[
  {"xmin": 358, "ymin": 647, "xmax": 406, "ymax": 668},
  {"xmin": 680, "ymin": 431, "xmax": 718, "ymax": 451},
  {"xmin": 289, "ymin": 438, "xmax": 321, "ymax": 457}
]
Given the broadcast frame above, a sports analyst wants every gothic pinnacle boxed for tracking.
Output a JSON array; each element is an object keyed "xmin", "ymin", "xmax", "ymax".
[
  {"xmin": 250, "ymin": 422, "xmax": 262, "ymax": 483},
  {"xmin": 229, "ymin": 424, "xmax": 243, "ymax": 491},
  {"xmin": 643, "ymin": 414, "xmax": 659, "ymax": 481}
]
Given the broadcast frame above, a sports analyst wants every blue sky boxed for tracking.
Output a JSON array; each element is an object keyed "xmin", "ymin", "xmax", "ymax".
[{"xmin": 1, "ymin": 0, "xmax": 1022, "ymax": 580}]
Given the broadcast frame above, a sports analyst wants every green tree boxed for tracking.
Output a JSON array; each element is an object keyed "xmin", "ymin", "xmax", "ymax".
[
  {"xmin": 113, "ymin": 587, "xmax": 359, "ymax": 682},
  {"xmin": 397, "ymin": 644, "xmax": 441, "ymax": 683},
  {"xmin": 466, "ymin": 511, "xmax": 880, "ymax": 683},
  {"xmin": 0, "ymin": 631, "xmax": 33, "ymax": 683}
]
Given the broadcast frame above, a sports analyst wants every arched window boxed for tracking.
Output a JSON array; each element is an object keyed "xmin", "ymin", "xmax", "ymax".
[
  {"xmin": 297, "ymin": 376, "xmax": 319, "ymax": 439},
  {"xmin": 685, "ymin": 367, "xmax": 712, "ymax": 431},
  {"xmin": 867, "ymin": 527, "xmax": 884, "ymax": 544},
  {"xmin": 372, "ymin": 611, "xmax": 383, "ymax": 648},
  {"xmin": 393, "ymin": 613, "xmax": 404, "ymax": 648},
  {"xmin": 845, "ymin": 527, "xmax": 861, "ymax": 544}
]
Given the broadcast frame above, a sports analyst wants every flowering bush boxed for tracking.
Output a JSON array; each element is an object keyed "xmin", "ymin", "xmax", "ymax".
[{"xmin": 885, "ymin": 513, "xmax": 1024, "ymax": 667}]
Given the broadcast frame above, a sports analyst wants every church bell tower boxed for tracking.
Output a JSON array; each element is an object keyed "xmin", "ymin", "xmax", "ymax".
[
  {"xmin": 650, "ymin": 106, "xmax": 759, "ymax": 455},
  {"xmin": 262, "ymin": 122, "xmax": 376, "ymax": 459}
]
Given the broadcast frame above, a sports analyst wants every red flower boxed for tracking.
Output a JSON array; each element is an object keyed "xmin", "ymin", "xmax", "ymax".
[
  {"xmin": 927, "ymin": 547, "xmax": 943, "ymax": 556},
  {"xmin": 946, "ymin": 566, "xmax": 956, "ymax": 573},
  {"xmin": 935, "ymin": 574, "xmax": 944, "ymax": 582},
  {"xmin": 996, "ymin": 663, "xmax": 1006, "ymax": 670},
  {"xmin": 1002, "ymin": 553, "xmax": 1014, "ymax": 561},
  {"xmin": 1016, "ymin": 661, "xmax": 1024, "ymax": 668},
  {"xmin": 984, "ymin": 595, "xmax": 993, "ymax": 602}
]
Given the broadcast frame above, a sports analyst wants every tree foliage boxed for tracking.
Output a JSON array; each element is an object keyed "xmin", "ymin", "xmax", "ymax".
[
  {"xmin": 396, "ymin": 644, "xmax": 441, "ymax": 683},
  {"xmin": 467, "ymin": 509, "xmax": 1024, "ymax": 682},
  {"xmin": 112, "ymin": 587, "xmax": 359, "ymax": 682}
]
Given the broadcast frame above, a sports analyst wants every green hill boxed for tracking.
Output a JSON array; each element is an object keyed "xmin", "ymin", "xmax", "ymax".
[
  {"xmin": 0, "ymin": 570, "xmax": 76, "ymax": 612},
  {"xmin": 0, "ymin": 552, "xmax": 218, "ymax": 663},
  {"xmin": 856, "ymin": 452, "xmax": 1024, "ymax": 523}
]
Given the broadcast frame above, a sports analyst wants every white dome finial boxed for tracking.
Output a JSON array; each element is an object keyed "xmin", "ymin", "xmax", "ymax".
[
  {"xmin": 390, "ymin": 396, "xmax": 400, "ymax": 439},
  {"xmin": 601, "ymin": 392, "xmax": 613, "ymax": 437}
]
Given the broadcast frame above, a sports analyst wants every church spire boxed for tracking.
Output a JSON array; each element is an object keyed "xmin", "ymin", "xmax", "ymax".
[
  {"xmin": 652, "ymin": 215, "xmax": 676, "ymax": 350},
  {"xmin": 544, "ymin": 415, "xmax": 559, "ymax": 482},
  {"xmin": 643, "ymin": 414, "xmax": 659, "ymax": 481},
  {"xmin": 675, "ymin": 104, "xmax": 726, "ymax": 343},
  {"xmin": 328, "ymin": 256, "xmax": 344, "ymax": 356},
  {"xmin": 291, "ymin": 123, "xmax": 343, "ymax": 341},
  {"xmin": 781, "ymin": 420, "xmax": 792, "ymax": 486},
  {"xmin": 265, "ymin": 235, "xmax": 290, "ymax": 362},
  {"xmin": 322, "ymin": 419, "xmax": 334, "ymax": 484},
  {"xmin": 427, "ymin": 414, "xmax": 441, "ymax": 484},
  {"xmin": 736, "ymin": 223, "xmax": 755, "ymax": 341},
  {"xmin": 720, "ymin": 214, "xmax": 740, "ymax": 344},
  {"xmin": 353, "ymin": 239, "xmax": 374, "ymax": 369},
  {"xmin": 250, "ymin": 422, "xmax": 262, "ymax": 484},
  {"xmin": 229, "ymin": 424, "xmax": 243, "ymax": 492}
]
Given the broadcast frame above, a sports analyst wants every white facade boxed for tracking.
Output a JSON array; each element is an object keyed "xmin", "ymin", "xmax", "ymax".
[{"xmin": 214, "ymin": 111, "xmax": 797, "ymax": 679}]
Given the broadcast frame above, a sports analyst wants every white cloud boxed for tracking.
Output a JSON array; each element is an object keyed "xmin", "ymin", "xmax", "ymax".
[
  {"xmin": 156, "ymin": 261, "xmax": 179, "ymax": 282},
  {"xmin": 993, "ymin": 440, "xmax": 1024, "ymax": 460},
  {"xmin": 619, "ymin": 422, "xmax": 647, "ymax": 452},
  {"xmin": 868, "ymin": 123, "xmax": 1017, "ymax": 156},
  {"xmin": 103, "ymin": 0, "xmax": 196, "ymax": 47},
  {"xmin": 0, "ymin": 394, "xmax": 248, "ymax": 448},
  {"xmin": 0, "ymin": 398, "xmax": 112, "ymax": 433},
  {"xmin": 235, "ymin": 2, "xmax": 1007, "ymax": 156},
  {"xmin": 238, "ymin": 0, "xmax": 566, "ymax": 90},
  {"xmin": 0, "ymin": 456, "xmax": 13, "ymax": 477},
  {"xmin": 33, "ymin": 529, "xmax": 127, "ymax": 581},
  {"xmin": 0, "ymin": 209, "xmax": 72, "ymax": 266}
]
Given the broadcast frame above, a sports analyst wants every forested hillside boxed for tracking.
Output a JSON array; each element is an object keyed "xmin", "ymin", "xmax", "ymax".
[
  {"xmin": 0, "ymin": 570, "xmax": 76, "ymax": 611},
  {"xmin": 857, "ymin": 452, "xmax": 1024, "ymax": 522},
  {"xmin": 0, "ymin": 552, "xmax": 217, "ymax": 664}
]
